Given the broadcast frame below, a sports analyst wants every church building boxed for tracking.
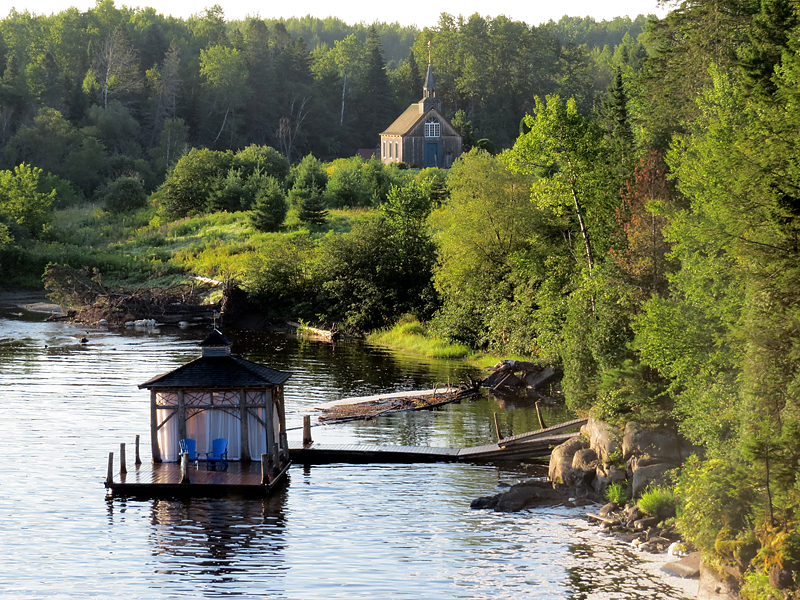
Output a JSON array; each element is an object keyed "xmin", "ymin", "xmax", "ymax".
[{"xmin": 380, "ymin": 56, "xmax": 462, "ymax": 169}]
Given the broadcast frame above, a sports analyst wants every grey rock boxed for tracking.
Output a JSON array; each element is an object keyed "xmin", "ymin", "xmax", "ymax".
[
  {"xmin": 549, "ymin": 436, "xmax": 589, "ymax": 486},
  {"xmin": 633, "ymin": 516, "xmax": 660, "ymax": 530},
  {"xmin": 662, "ymin": 552, "xmax": 701, "ymax": 579},
  {"xmin": 470, "ymin": 495, "xmax": 499, "ymax": 510},
  {"xmin": 697, "ymin": 563, "xmax": 744, "ymax": 600},
  {"xmin": 622, "ymin": 422, "xmax": 682, "ymax": 463},
  {"xmin": 631, "ymin": 461, "xmax": 674, "ymax": 498},
  {"xmin": 581, "ymin": 418, "xmax": 621, "ymax": 462},
  {"xmin": 494, "ymin": 480, "xmax": 568, "ymax": 512},
  {"xmin": 592, "ymin": 463, "xmax": 627, "ymax": 497},
  {"xmin": 598, "ymin": 502, "xmax": 616, "ymax": 517}
]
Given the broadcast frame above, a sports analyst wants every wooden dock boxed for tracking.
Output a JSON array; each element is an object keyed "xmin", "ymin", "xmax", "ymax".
[
  {"xmin": 105, "ymin": 460, "xmax": 291, "ymax": 499},
  {"xmin": 288, "ymin": 429, "xmax": 581, "ymax": 464},
  {"xmin": 104, "ymin": 419, "xmax": 586, "ymax": 498}
]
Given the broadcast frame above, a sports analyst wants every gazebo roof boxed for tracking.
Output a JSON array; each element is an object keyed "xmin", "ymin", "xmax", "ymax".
[{"xmin": 139, "ymin": 355, "xmax": 292, "ymax": 390}]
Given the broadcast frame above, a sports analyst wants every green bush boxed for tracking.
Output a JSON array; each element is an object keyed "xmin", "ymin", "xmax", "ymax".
[
  {"xmin": 637, "ymin": 484, "xmax": 676, "ymax": 517},
  {"xmin": 103, "ymin": 177, "xmax": 147, "ymax": 213},
  {"xmin": 605, "ymin": 481, "xmax": 628, "ymax": 505}
]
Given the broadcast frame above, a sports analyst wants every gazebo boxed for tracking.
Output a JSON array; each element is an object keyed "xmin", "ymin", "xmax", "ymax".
[{"xmin": 138, "ymin": 330, "xmax": 292, "ymax": 469}]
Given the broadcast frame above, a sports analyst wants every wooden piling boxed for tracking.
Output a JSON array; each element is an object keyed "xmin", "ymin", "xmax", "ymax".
[
  {"xmin": 261, "ymin": 454, "xmax": 269, "ymax": 485},
  {"xmin": 134, "ymin": 435, "xmax": 142, "ymax": 466},
  {"xmin": 302, "ymin": 415, "xmax": 313, "ymax": 446},
  {"xmin": 120, "ymin": 443, "xmax": 127, "ymax": 474},
  {"xmin": 494, "ymin": 412, "xmax": 502, "ymax": 441},
  {"xmin": 534, "ymin": 401, "xmax": 546, "ymax": 430},
  {"xmin": 180, "ymin": 452, "xmax": 190, "ymax": 484},
  {"xmin": 106, "ymin": 452, "xmax": 114, "ymax": 486}
]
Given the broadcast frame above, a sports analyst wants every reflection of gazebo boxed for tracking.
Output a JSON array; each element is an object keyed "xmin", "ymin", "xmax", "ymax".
[{"xmin": 139, "ymin": 330, "xmax": 292, "ymax": 468}]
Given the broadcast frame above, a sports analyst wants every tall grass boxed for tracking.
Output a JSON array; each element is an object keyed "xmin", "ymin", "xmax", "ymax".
[
  {"xmin": 367, "ymin": 316, "xmax": 533, "ymax": 366},
  {"xmin": 369, "ymin": 317, "xmax": 472, "ymax": 359},
  {"xmin": 637, "ymin": 484, "xmax": 677, "ymax": 517}
]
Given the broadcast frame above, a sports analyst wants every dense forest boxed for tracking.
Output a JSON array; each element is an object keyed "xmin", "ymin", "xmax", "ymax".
[{"xmin": 3, "ymin": 1, "xmax": 800, "ymax": 597}]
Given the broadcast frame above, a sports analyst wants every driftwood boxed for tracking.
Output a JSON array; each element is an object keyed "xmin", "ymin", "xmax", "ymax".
[
  {"xmin": 287, "ymin": 321, "xmax": 340, "ymax": 341},
  {"xmin": 44, "ymin": 265, "xmax": 224, "ymax": 326},
  {"xmin": 317, "ymin": 384, "xmax": 480, "ymax": 424},
  {"xmin": 482, "ymin": 359, "xmax": 562, "ymax": 399}
]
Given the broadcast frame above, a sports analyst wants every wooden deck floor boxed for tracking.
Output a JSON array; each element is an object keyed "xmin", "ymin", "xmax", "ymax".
[{"xmin": 106, "ymin": 461, "xmax": 290, "ymax": 499}]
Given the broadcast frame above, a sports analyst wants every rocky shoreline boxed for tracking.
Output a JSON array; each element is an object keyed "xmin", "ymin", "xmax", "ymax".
[{"xmin": 465, "ymin": 417, "xmax": 752, "ymax": 599}]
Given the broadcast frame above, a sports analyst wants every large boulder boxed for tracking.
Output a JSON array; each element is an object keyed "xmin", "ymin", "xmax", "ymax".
[
  {"xmin": 592, "ymin": 462, "xmax": 627, "ymax": 497},
  {"xmin": 697, "ymin": 563, "xmax": 743, "ymax": 600},
  {"xmin": 622, "ymin": 422, "xmax": 682, "ymax": 463},
  {"xmin": 630, "ymin": 458, "xmax": 674, "ymax": 498},
  {"xmin": 494, "ymin": 480, "xmax": 568, "ymax": 512},
  {"xmin": 549, "ymin": 436, "xmax": 589, "ymax": 486},
  {"xmin": 581, "ymin": 418, "xmax": 621, "ymax": 462}
]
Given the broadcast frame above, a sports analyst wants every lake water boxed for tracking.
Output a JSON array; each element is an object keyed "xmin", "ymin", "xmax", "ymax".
[{"xmin": 0, "ymin": 301, "xmax": 697, "ymax": 599}]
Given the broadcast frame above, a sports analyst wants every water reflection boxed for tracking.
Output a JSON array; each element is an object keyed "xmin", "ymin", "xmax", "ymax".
[{"xmin": 0, "ymin": 312, "xmax": 697, "ymax": 599}]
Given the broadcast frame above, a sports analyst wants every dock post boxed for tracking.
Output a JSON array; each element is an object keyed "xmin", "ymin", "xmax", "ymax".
[
  {"xmin": 134, "ymin": 435, "xmax": 142, "ymax": 466},
  {"xmin": 303, "ymin": 415, "xmax": 312, "ymax": 446},
  {"xmin": 119, "ymin": 443, "xmax": 127, "ymax": 475},
  {"xmin": 106, "ymin": 452, "xmax": 114, "ymax": 486},
  {"xmin": 535, "ymin": 401, "xmax": 546, "ymax": 430},
  {"xmin": 494, "ymin": 412, "xmax": 502, "ymax": 442},
  {"xmin": 180, "ymin": 452, "xmax": 190, "ymax": 484},
  {"xmin": 261, "ymin": 454, "xmax": 269, "ymax": 485}
]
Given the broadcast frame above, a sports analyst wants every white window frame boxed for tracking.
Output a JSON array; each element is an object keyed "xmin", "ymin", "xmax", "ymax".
[{"xmin": 424, "ymin": 117, "xmax": 440, "ymax": 138}]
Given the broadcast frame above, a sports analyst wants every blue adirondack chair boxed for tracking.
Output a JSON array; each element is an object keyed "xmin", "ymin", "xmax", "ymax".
[
  {"xmin": 179, "ymin": 438, "xmax": 200, "ymax": 468},
  {"xmin": 205, "ymin": 438, "xmax": 228, "ymax": 471}
]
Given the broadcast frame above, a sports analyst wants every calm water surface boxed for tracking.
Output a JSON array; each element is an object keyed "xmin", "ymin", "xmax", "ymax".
[{"xmin": 0, "ymin": 304, "xmax": 695, "ymax": 599}]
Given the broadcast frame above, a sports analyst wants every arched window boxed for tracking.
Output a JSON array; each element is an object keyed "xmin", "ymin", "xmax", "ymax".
[{"xmin": 424, "ymin": 116, "xmax": 440, "ymax": 138}]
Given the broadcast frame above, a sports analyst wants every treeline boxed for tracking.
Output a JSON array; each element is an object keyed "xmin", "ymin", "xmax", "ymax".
[
  {"xmin": 6, "ymin": 1, "xmax": 800, "ymax": 595},
  {"xmin": 0, "ymin": 2, "xmax": 651, "ymax": 203}
]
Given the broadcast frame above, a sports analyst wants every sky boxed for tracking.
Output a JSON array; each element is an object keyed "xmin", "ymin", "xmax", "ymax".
[{"xmin": 6, "ymin": 0, "xmax": 669, "ymax": 27}]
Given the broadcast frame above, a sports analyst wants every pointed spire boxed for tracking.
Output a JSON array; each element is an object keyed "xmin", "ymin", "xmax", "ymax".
[{"xmin": 423, "ymin": 41, "xmax": 435, "ymax": 99}]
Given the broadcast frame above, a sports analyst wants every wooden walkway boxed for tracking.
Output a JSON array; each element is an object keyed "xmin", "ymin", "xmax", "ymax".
[
  {"xmin": 105, "ymin": 419, "xmax": 587, "ymax": 497},
  {"xmin": 288, "ymin": 429, "xmax": 582, "ymax": 464},
  {"xmin": 105, "ymin": 461, "xmax": 290, "ymax": 498}
]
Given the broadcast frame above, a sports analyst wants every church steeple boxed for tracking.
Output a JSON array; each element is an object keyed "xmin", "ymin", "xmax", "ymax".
[
  {"xmin": 423, "ymin": 42, "xmax": 435, "ymax": 98},
  {"xmin": 419, "ymin": 41, "xmax": 441, "ymax": 113}
]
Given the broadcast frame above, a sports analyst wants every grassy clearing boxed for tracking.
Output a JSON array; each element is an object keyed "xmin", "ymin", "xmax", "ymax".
[
  {"xmin": 40, "ymin": 204, "xmax": 372, "ymax": 288},
  {"xmin": 367, "ymin": 316, "xmax": 532, "ymax": 367}
]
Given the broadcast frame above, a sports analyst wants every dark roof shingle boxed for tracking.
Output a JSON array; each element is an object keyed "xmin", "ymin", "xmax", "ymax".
[{"xmin": 139, "ymin": 355, "xmax": 292, "ymax": 389}]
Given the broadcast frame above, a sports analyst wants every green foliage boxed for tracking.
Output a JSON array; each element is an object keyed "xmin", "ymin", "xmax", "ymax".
[
  {"xmin": 637, "ymin": 484, "xmax": 676, "ymax": 516},
  {"xmin": 0, "ymin": 164, "xmax": 55, "ymax": 240},
  {"xmin": 325, "ymin": 157, "xmax": 372, "ymax": 208},
  {"xmin": 103, "ymin": 177, "xmax": 147, "ymax": 213},
  {"xmin": 248, "ymin": 177, "xmax": 288, "ymax": 232},
  {"xmin": 676, "ymin": 456, "xmax": 757, "ymax": 558},
  {"xmin": 605, "ymin": 481, "xmax": 628, "ymax": 506},
  {"xmin": 367, "ymin": 315, "xmax": 473, "ymax": 359}
]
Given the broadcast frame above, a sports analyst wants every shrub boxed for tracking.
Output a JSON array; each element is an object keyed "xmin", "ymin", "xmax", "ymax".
[
  {"xmin": 637, "ymin": 484, "xmax": 676, "ymax": 517},
  {"xmin": 605, "ymin": 481, "xmax": 628, "ymax": 506},
  {"xmin": 249, "ymin": 177, "xmax": 288, "ymax": 232},
  {"xmin": 104, "ymin": 177, "xmax": 147, "ymax": 212}
]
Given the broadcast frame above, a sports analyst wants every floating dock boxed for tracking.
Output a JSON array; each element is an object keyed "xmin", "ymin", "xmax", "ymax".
[
  {"xmin": 105, "ymin": 419, "xmax": 587, "ymax": 498},
  {"xmin": 104, "ymin": 450, "xmax": 290, "ymax": 499}
]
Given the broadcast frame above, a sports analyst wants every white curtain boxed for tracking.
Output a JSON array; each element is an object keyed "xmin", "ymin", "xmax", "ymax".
[
  {"xmin": 156, "ymin": 409, "xmax": 179, "ymax": 462},
  {"xmin": 206, "ymin": 409, "xmax": 241, "ymax": 460},
  {"xmin": 186, "ymin": 410, "xmax": 208, "ymax": 460},
  {"xmin": 273, "ymin": 405, "xmax": 281, "ymax": 450},
  {"xmin": 248, "ymin": 407, "xmax": 267, "ymax": 461}
]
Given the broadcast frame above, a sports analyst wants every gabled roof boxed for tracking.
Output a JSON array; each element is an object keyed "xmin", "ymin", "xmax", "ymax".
[
  {"xmin": 381, "ymin": 104, "xmax": 424, "ymax": 136},
  {"xmin": 139, "ymin": 355, "xmax": 292, "ymax": 389}
]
